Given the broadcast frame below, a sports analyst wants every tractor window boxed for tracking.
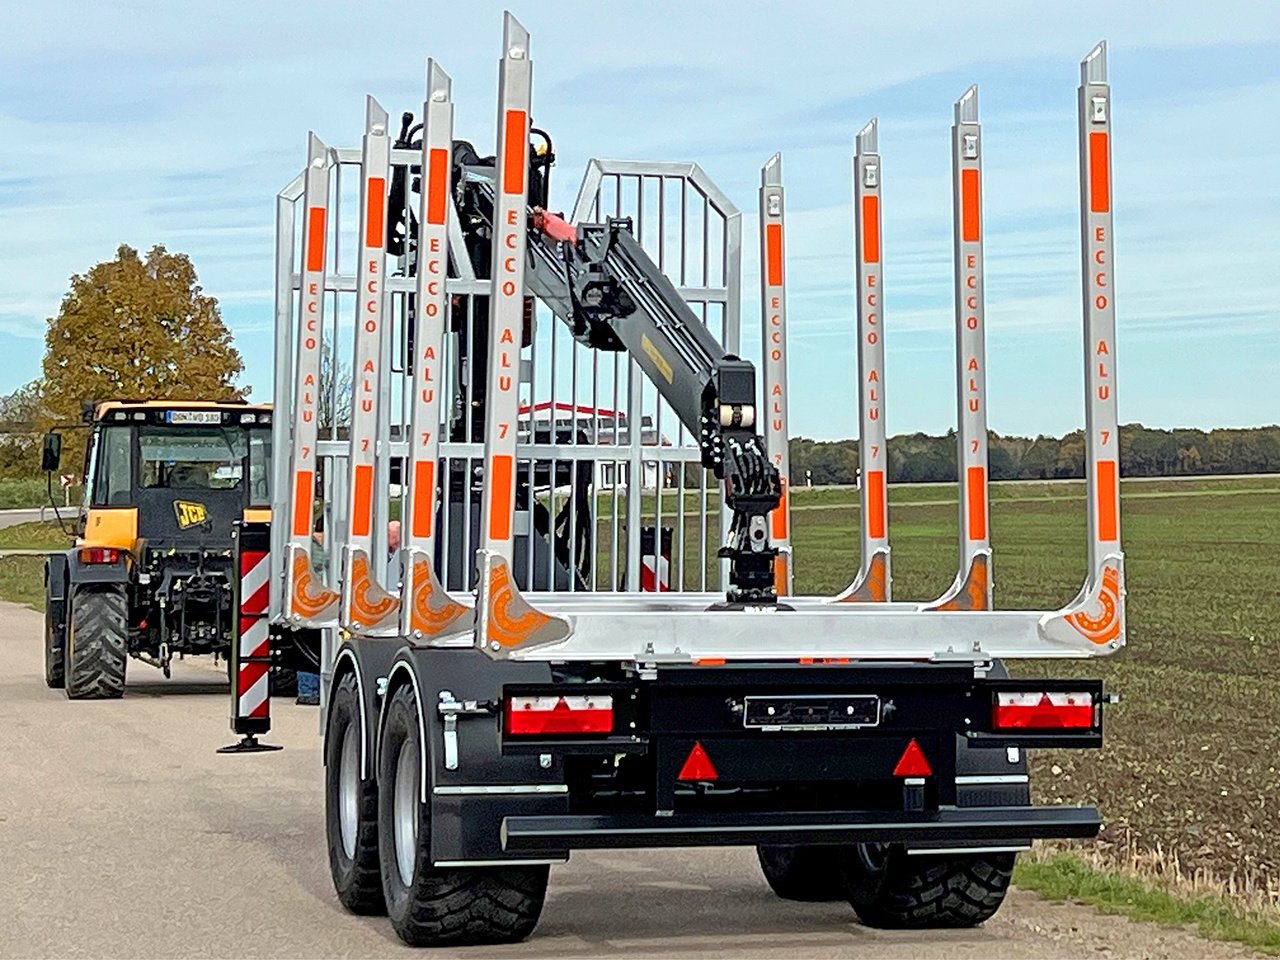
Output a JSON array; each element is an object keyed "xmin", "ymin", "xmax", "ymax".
[
  {"xmin": 91, "ymin": 427, "xmax": 134, "ymax": 507},
  {"xmin": 247, "ymin": 429, "xmax": 272, "ymax": 506},
  {"xmin": 139, "ymin": 427, "xmax": 249, "ymax": 491}
]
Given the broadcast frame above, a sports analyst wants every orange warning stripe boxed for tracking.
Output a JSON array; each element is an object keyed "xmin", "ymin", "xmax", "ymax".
[
  {"xmin": 351, "ymin": 464, "xmax": 374, "ymax": 537},
  {"xmin": 292, "ymin": 470, "xmax": 314, "ymax": 536},
  {"xmin": 862, "ymin": 196, "xmax": 880, "ymax": 264},
  {"xmin": 1089, "ymin": 132, "xmax": 1110, "ymax": 213},
  {"xmin": 961, "ymin": 168, "xmax": 981, "ymax": 242},
  {"xmin": 1097, "ymin": 458, "xmax": 1118, "ymax": 542},
  {"xmin": 426, "ymin": 147, "xmax": 449, "ymax": 226},
  {"xmin": 305, "ymin": 207, "xmax": 326, "ymax": 272},
  {"xmin": 365, "ymin": 177, "xmax": 386, "ymax": 249},
  {"xmin": 966, "ymin": 465, "xmax": 987, "ymax": 541},
  {"xmin": 766, "ymin": 222, "xmax": 784, "ymax": 286},
  {"xmin": 866, "ymin": 469, "xmax": 886, "ymax": 539},
  {"xmin": 488, "ymin": 454, "xmax": 514, "ymax": 541},
  {"xmin": 771, "ymin": 479, "xmax": 788, "ymax": 539},
  {"xmin": 412, "ymin": 460, "xmax": 435, "ymax": 539},
  {"xmin": 502, "ymin": 110, "xmax": 527, "ymax": 196}
]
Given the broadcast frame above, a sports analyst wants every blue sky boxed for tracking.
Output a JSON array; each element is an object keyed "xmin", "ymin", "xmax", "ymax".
[{"xmin": 2, "ymin": 1, "xmax": 1278, "ymax": 439}]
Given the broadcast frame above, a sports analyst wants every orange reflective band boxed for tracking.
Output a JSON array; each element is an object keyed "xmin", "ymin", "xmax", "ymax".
[
  {"xmin": 862, "ymin": 195, "xmax": 880, "ymax": 263},
  {"xmin": 766, "ymin": 222, "xmax": 784, "ymax": 286},
  {"xmin": 1089, "ymin": 132, "xmax": 1109, "ymax": 213},
  {"xmin": 412, "ymin": 460, "xmax": 435, "ymax": 539},
  {"xmin": 426, "ymin": 147, "xmax": 449, "ymax": 226},
  {"xmin": 867, "ymin": 469, "xmax": 886, "ymax": 539},
  {"xmin": 305, "ymin": 207, "xmax": 326, "ymax": 272},
  {"xmin": 365, "ymin": 177, "xmax": 386, "ymax": 248},
  {"xmin": 502, "ymin": 110, "xmax": 527, "ymax": 195},
  {"xmin": 966, "ymin": 465, "xmax": 987, "ymax": 541},
  {"xmin": 292, "ymin": 470, "xmax": 314, "ymax": 536},
  {"xmin": 352, "ymin": 464, "xmax": 374, "ymax": 537},
  {"xmin": 488, "ymin": 454, "xmax": 514, "ymax": 541},
  {"xmin": 1097, "ymin": 458, "xmax": 1118, "ymax": 542},
  {"xmin": 961, "ymin": 168, "xmax": 981, "ymax": 242},
  {"xmin": 771, "ymin": 479, "xmax": 788, "ymax": 539}
]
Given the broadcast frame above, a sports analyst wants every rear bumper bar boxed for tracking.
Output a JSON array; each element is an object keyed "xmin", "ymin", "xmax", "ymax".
[{"xmin": 501, "ymin": 804, "xmax": 1101, "ymax": 851}]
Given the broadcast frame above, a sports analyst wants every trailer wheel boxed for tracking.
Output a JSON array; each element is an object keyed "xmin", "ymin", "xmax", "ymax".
[
  {"xmin": 44, "ymin": 602, "xmax": 65, "ymax": 689},
  {"xmin": 378, "ymin": 684, "xmax": 548, "ymax": 946},
  {"xmin": 65, "ymin": 584, "xmax": 128, "ymax": 700},
  {"xmin": 841, "ymin": 844, "xmax": 1015, "ymax": 928},
  {"xmin": 325, "ymin": 673, "xmax": 385, "ymax": 915},
  {"xmin": 756, "ymin": 845, "xmax": 845, "ymax": 901}
]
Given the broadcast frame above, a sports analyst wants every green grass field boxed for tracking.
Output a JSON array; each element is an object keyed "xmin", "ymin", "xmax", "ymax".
[{"xmin": 3, "ymin": 475, "xmax": 1277, "ymax": 897}]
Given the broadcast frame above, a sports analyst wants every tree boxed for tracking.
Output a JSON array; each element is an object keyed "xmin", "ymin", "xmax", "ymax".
[
  {"xmin": 317, "ymin": 332, "xmax": 352, "ymax": 435},
  {"xmin": 0, "ymin": 381, "xmax": 47, "ymax": 479},
  {"xmin": 40, "ymin": 244, "xmax": 243, "ymax": 466}
]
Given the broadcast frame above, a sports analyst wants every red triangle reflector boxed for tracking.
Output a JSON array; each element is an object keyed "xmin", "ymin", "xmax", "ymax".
[
  {"xmin": 893, "ymin": 738, "xmax": 932, "ymax": 777},
  {"xmin": 677, "ymin": 741, "xmax": 719, "ymax": 781}
]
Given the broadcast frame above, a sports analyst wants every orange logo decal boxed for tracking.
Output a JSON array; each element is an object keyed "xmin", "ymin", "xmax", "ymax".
[
  {"xmin": 486, "ymin": 560, "xmax": 550, "ymax": 648},
  {"xmin": 290, "ymin": 552, "xmax": 339, "ymax": 619},
  {"xmin": 838, "ymin": 551, "xmax": 888, "ymax": 603},
  {"xmin": 349, "ymin": 551, "xmax": 399, "ymax": 626},
  {"xmin": 932, "ymin": 554, "xmax": 990, "ymax": 612},
  {"xmin": 1066, "ymin": 564, "xmax": 1121, "ymax": 644},
  {"xmin": 410, "ymin": 558, "xmax": 468, "ymax": 636}
]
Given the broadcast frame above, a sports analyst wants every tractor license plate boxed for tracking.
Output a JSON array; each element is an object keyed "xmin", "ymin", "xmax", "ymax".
[
  {"xmin": 166, "ymin": 410, "xmax": 223, "ymax": 425},
  {"xmin": 743, "ymin": 695, "xmax": 881, "ymax": 730}
]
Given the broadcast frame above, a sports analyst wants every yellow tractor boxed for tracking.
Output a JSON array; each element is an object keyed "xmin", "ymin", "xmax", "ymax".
[{"xmin": 42, "ymin": 400, "xmax": 280, "ymax": 698}]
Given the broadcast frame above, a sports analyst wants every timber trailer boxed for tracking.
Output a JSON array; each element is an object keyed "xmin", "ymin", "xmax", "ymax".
[{"xmin": 231, "ymin": 15, "xmax": 1126, "ymax": 944}]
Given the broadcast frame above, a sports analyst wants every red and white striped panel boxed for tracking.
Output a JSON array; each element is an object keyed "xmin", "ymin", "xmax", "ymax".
[
  {"xmin": 640, "ymin": 553, "xmax": 670, "ymax": 592},
  {"xmin": 237, "ymin": 549, "xmax": 271, "ymax": 720}
]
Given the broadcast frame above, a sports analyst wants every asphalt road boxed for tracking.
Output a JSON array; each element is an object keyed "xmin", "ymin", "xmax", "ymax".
[
  {"xmin": 0, "ymin": 507, "xmax": 47, "ymax": 530},
  {"xmin": 0, "ymin": 599, "xmax": 1257, "ymax": 959}
]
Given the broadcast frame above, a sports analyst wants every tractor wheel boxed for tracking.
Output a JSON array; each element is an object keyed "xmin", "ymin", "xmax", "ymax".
[
  {"xmin": 44, "ymin": 602, "xmax": 65, "ymax": 689},
  {"xmin": 378, "ymin": 684, "xmax": 548, "ymax": 946},
  {"xmin": 841, "ymin": 843, "xmax": 1015, "ymax": 928},
  {"xmin": 325, "ymin": 673, "xmax": 385, "ymax": 915},
  {"xmin": 756, "ymin": 845, "xmax": 845, "ymax": 901},
  {"xmin": 65, "ymin": 584, "xmax": 128, "ymax": 700}
]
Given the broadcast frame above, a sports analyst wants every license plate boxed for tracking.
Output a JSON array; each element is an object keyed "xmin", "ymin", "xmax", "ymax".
[
  {"xmin": 167, "ymin": 410, "xmax": 223, "ymax": 425},
  {"xmin": 743, "ymin": 694, "xmax": 881, "ymax": 730}
]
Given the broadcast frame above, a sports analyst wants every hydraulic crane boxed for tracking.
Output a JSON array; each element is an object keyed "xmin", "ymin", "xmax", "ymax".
[{"xmin": 388, "ymin": 121, "xmax": 782, "ymax": 603}]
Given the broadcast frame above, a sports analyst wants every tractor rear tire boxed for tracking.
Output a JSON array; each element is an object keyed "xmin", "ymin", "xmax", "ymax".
[
  {"xmin": 65, "ymin": 584, "xmax": 128, "ymax": 700},
  {"xmin": 756, "ymin": 845, "xmax": 845, "ymax": 901},
  {"xmin": 841, "ymin": 844, "xmax": 1015, "ymax": 928},
  {"xmin": 44, "ymin": 603, "xmax": 65, "ymax": 689},
  {"xmin": 378, "ymin": 684, "xmax": 547, "ymax": 946},
  {"xmin": 325, "ymin": 673, "xmax": 385, "ymax": 915}
]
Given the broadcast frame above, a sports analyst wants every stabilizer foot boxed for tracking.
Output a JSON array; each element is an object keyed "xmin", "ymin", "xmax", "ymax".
[{"xmin": 217, "ymin": 735, "xmax": 284, "ymax": 754}]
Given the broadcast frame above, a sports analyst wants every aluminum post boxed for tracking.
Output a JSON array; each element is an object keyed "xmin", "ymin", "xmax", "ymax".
[
  {"xmin": 401, "ymin": 59, "xmax": 468, "ymax": 640},
  {"xmin": 927, "ymin": 86, "xmax": 993, "ymax": 611},
  {"xmin": 283, "ymin": 135, "xmax": 341, "ymax": 626},
  {"xmin": 759, "ymin": 153, "xmax": 792, "ymax": 596},
  {"xmin": 340, "ymin": 97, "xmax": 400, "ymax": 635},
  {"xmin": 475, "ymin": 12, "xmax": 568, "ymax": 657},
  {"xmin": 836, "ymin": 120, "xmax": 891, "ymax": 603},
  {"xmin": 1041, "ymin": 41, "xmax": 1126, "ymax": 652}
]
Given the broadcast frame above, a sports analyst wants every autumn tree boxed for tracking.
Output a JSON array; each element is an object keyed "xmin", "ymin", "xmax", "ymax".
[{"xmin": 40, "ymin": 244, "xmax": 244, "ymax": 466}]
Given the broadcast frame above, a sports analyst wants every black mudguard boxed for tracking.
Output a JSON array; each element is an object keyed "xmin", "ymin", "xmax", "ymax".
[{"xmin": 384, "ymin": 646, "xmax": 568, "ymax": 865}]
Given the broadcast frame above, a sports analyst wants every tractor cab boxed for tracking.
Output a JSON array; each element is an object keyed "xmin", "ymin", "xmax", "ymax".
[{"xmin": 42, "ymin": 400, "xmax": 277, "ymax": 697}]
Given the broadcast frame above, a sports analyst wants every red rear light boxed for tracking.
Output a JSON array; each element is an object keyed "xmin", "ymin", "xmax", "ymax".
[
  {"xmin": 505, "ymin": 695, "xmax": 614, "ymax": 736},
  {"xmin": 79, "ymin": 547, "xmax": 121, "ymax": 565},
  {"xmin": 993, "ymin": 691, "xmax": 1095, "ymax": 730}
]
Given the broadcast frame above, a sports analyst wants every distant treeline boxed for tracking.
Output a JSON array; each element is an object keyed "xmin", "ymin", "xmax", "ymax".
[{"xmin": 790, "ymin": 425, "xmax": 1280, "ymax": 485}]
